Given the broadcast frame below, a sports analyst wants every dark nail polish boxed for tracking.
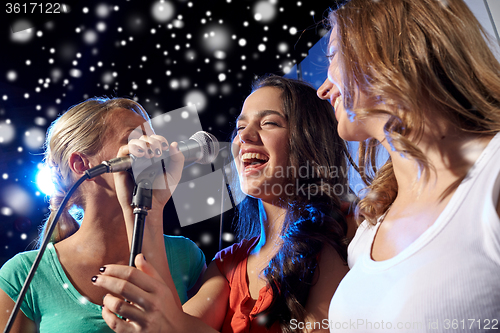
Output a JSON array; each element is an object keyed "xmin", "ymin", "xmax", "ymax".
[
  {"xmin": 162, "ymin": 142, "xmax": 168, "ymax": 147},
  {"xmin": 143, "ymin": 255, "xmax": 146, "ymax": 261},
  {"xmin": 99, "ymin": 267, "xmax": 106, "ymax": 273},
  {"xmin": 148, "ymin": 149, "xmax": 154, "ymax": 155},
  {"xmin": 91, "ymin": 276, "xmax": 98, "ymax": 283},
  {"xmin": 137, "ymin": 148, "xmax": 144, "ymax": 153},
  {"xmin": 155, "ymin": 148, "xmax": 161, "ymax": 156}
]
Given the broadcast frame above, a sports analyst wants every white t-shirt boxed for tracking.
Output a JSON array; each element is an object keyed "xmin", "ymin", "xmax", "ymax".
[{"xmin": 328, "ymin": 133, "xmax": 500, "ymax": 332}]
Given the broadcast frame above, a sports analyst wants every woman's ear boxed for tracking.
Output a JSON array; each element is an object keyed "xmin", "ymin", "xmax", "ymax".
[{"xmin": 68, "ymin": 152, "xmax": 92, "ymax": 176}]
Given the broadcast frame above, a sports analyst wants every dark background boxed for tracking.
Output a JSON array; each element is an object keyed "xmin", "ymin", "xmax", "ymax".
[{"xmin": 0, "ymin": 0, "xmax": 335, "ymax": 266}]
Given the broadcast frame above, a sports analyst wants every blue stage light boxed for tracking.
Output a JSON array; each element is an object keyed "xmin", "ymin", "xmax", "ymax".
[{"xmin": 36, "ymin": 165, "xmax": 55, "ymax": 196}]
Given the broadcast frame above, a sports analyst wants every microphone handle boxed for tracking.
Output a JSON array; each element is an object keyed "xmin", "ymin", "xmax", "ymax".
[
  {"xmin": 85, "ymin": 138, "xmax": 204, "ymax": 179},
  {"xmin": 176, "ymin": 139, "xmax": 203, "ymax": 164},
  {"xmin": 131, "ymin": 139, "xmax": 202, "ymax": 179}
]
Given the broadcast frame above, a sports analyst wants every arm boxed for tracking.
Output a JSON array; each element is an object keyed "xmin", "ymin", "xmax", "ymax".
[
  {"xmin": 187, "ymin": 262, "xmax": 207, "ymax": 299},
  {"xmin": 182, "ymin": 261, "xmax": 229, "ymax": 330},
  {"xmin": 113, "ymin": 138, "xmax": 184, "ymax": 309},
  {"xmin": 303, "ymin": 245, "xmax": 349, "ymax": 333},
  {"xmin": 95, "ymin": 254, "xmax": 226, "ymax": 333},
  {"xmin": 0, "ymin": 289, "xmax": 37, "ymax": 333}
]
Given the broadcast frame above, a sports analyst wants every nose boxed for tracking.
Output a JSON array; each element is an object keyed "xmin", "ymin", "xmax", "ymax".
[
  {"xmin": 317, "ymin": 78, "xmax": 333, "ymax": 100},
  {"xmin": 238, "ymin": 125, "xmax": 258, "ymax": 144}
]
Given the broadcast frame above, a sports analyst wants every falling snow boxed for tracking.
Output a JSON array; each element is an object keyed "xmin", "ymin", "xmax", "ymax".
[{"xmin": 1, "ymin": 0, "xmax": 336, "ymax": 265}]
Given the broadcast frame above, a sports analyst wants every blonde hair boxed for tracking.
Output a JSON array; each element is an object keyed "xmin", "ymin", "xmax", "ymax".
[
  {"xmin": 37, "ymin": 97, "xmax": 149, "ymax": 247},
  {"xmin": 328, "ymin": 0, "xmax": 500, "ymax": 224}
]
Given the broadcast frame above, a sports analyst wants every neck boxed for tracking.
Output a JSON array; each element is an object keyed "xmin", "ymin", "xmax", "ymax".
[
  {"xmin": 57, "ymin": 197, "xmax": 130, "ymax": 263},
  {"xmin": 253, "ymin": 200, "xmax": 287, "ymax": 253},
  {"xmin": 377, "ymin": 119, "xmax": 491, "ymax": 202}
]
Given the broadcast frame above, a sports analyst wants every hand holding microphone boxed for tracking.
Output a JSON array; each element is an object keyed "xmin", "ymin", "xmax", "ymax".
[
  {"xmin": 91, "ymin": 131, "xmax": 220, "ymax": 271},
  {"xmin": 115, "ymin": 134, "xmax": 184, "ymax": 216},
  {"xmin": 85, "ymin": 130, "xmax": 220, "ymax": 210},
  {"xmin": 86, "ymin": 131, "xmax": 220, "ymax": 178}
]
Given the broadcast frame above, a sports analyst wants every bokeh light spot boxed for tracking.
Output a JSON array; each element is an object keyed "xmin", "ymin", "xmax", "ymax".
[
  {"xmin": 222, "ymin": 232, "xmax": 234, "ymax": 242},
  {"xmin": 83, "ymin": 30, "xmax": 98, "ymax": 44},
  {"xmin": 200, "ymin": 233, "xmax": 212, "ymax": 245},
  {"xmin": 0, "ymin": 120, "xmax": 16, "ymax": 145},
  {"xmin": 6, "ymin": 70, "xmax": 17, "ymax": 82},
  {"xmin": 2, "ymin": 185, "xmax": 34, "ymax": 216},
  {"xmin": 96, "ymin": 3, "xmax": 111, "ymax": 18},
  {"xmin": 184, "ymin": 90, "xmax": 207, "ymax": 112},
  {"xmin": 151, "ymin": 1, "xmax": 175, "ymax": 23},
  {"xmin": 253, "ymin": 1, "xmax": 277, "ymax": 22},
  {"xmin": 201, "ymin": 25, "xmax": 231, "ymax": 53},
  {"xmin": 24, "ymin": 127, "xmax": 45, "ymax": 149}
]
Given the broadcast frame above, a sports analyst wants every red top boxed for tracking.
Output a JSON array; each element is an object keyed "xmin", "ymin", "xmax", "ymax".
[{"xmin": 215, "ymin": 237, "xmax": 281, "ymax": 333}]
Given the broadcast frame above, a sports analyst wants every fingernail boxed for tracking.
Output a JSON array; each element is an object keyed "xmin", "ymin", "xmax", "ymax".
[
  {"xmin": 148, "ymin": 149, "xmax": 154, "ymax": 155},
  {"xmin": 155, "ymin": 148, "xmax": 161, "ymax": 156},
  {"xmin": 91, "ymin": 276, "xmax": 98, "ymax": 283},
  {"xmin": 137, "ymin": 148, "xmax": 144, "ymax": 153},
  {"xmin": 143, "ymin": 255, "xmax": 147, "ymax": 261},
  {"xmin": 99, "ymin": 267, "xmax": 106, "ymax": 273},
  {"xmin": 162, "ymin": 142, "xmax": 168, "ymax": 148}
]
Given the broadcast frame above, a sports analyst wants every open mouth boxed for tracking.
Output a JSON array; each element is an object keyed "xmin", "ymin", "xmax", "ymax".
[
  {"xmin": 241, "ymin": 152, "xmax": 269, "ymax": 170},
  {"xmin": 333, "ymin": 95, "xmax": 342, "ymax": 110}
]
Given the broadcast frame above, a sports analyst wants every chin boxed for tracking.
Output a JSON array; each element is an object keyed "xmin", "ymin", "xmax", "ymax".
[
  {"xmin": 338, "ymin": 131, "xmax": 362, "ymax": 142},
  {"xmin": 239, "ymin": 179, "xmax": 263, "ymax": 198},
  {"xmin": 337, "ymin": 122, "xmax": 371, "ymax": 142},
  {"xmin": 241, "ymin": 179, "xmax": 288, "ymax": 203}
]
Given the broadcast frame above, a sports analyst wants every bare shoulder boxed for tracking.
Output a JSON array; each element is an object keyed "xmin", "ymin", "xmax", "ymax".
[
  {"xmin": 200, "ymin": 259, "xmax": 227, "ymax": 284},
  {"xmin": 182, "ymin": 260, "xmax": 229, "ymax": 331},
  {"xmin": 303, "ymin": 245, "xmax": 349, "ymax": 332},
  {"xmin": 187, "ymin": 262, "xmax": 207, "ymax": 298},
  {"xmin": 0, "ymin": 288, "xmax": 37, "ymax": 333},
  {"xmin": 315, "ymin": 244, "xmax": 349, "ymax": 292}
]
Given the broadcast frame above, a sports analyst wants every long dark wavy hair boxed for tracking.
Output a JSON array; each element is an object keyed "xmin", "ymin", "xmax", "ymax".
[{"xmin": 231, "ymin": 75, "xmax": 352, "ymax": 332}]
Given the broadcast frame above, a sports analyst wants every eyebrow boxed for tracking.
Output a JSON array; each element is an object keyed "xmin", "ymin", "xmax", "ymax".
[
  {"xmin": 327, "ymin": 44, "xmax": 337, "ymax": 55},
  {"xmin": 236, "ymin": 110, "xmax": 286, "ymax": 122}
]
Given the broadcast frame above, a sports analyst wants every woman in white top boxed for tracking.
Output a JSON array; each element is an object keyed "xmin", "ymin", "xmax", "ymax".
[{"xmin": 317, "ymin": 0, "xmax": 500, "ymax": 331}]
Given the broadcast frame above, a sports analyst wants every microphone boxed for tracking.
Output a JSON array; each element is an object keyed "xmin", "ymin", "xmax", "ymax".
[{"xmin": 85, "ymin": 131, "xmax": 220, "ymax": 179}]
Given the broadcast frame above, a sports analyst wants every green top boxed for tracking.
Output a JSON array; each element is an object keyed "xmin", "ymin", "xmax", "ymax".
[{"xmin": 0, "ymin": 235, "xmax": 205, "ymax": 332}]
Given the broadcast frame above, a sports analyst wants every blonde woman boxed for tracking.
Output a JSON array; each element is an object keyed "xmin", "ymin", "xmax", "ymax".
[
  {"xmin": 0, "ymin": 97, "xmax": 206, "ymax": 333},
  {"xmin": 317, "ymin": 0, "xmax": 500, "ymax": 330}
]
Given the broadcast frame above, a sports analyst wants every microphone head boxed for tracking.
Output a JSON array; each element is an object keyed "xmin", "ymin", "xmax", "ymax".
[{"xmin": 190, "ymin": 131, "xmax": 220, "ymax": 164}]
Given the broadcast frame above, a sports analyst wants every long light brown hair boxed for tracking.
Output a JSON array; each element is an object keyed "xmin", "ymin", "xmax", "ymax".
[
  {"xmin": 37, "ymin": 97, "xmax": 149, "ymax": 247},
  {"xmin": 328, "ymin": 0, "xmax": 500, "ymax": 224}
]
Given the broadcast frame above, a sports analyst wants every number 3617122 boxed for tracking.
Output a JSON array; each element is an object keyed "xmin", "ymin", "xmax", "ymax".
[{"xmin": 6, "ymin": 3, "xmax": 65, "ymax": 14}]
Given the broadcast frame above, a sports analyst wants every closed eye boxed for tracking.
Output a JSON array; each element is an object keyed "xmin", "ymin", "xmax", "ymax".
[{"xmin": 326, "ymin": 53, "xmax": 336, "ymax": 63}]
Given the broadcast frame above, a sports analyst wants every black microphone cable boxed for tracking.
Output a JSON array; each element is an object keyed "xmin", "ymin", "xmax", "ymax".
[{"xmin": 3, "ymin": 173, "xmax": 89, "ymax": 333}]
